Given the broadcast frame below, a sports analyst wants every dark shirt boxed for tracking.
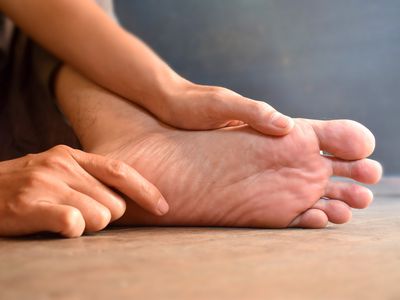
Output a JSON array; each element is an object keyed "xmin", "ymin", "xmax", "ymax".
[
  {"xmin": 0, "ymin": 1, "xmax": 116, "ymax": 159},
  {"xmin": 0, "ymin": 16, "xmax": 12, "ymax": 112},
  {"xmin": 0, "ymin": 15, "xmax": 79, "ymax": 160}
]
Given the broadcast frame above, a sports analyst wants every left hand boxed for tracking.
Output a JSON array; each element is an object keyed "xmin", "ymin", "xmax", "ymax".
[{"xmin": 149, "ymin": 82, "xmax": 294, "ymax": 136}]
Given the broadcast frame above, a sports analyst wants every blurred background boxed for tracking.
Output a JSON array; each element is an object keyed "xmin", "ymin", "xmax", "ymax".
[{"xmin": 115, "ymin": 0, "xmax": 400, "ymax": 174}]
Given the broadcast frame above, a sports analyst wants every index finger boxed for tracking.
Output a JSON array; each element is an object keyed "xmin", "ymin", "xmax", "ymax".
[{"xmin": 70, "ymin": 149, "xmax": 169, "ymax": 216}]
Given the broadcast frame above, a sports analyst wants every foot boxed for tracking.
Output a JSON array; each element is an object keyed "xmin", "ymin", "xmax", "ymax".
[{"xmin": 79, "ymin": 101, "xmax": 381, "ymax": 229}]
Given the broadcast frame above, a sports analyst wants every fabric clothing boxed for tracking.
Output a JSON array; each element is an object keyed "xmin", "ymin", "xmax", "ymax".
[
  {"xmin": 0, "ymin": 0, "xmax": 117, "ymax": 160},
  {"xmin": 0, "ymin": 17, "xmax": 13, "ymax": 112}
]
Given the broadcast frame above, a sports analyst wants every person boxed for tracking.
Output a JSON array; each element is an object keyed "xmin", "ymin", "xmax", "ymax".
[
  {"xmin": 0, "ymin": 0, "xmax": 294, "ymax": 134},
  {"xmin": 0, "ymin": 0, "xmax": 296, "ymax": 237},
  {"xmin": 55, "ymin": 66, "xmax": 382, "ymax": 234},
  {"xmin": 0, "ymin": 1, "xmax": 381, "ymax": 237}
]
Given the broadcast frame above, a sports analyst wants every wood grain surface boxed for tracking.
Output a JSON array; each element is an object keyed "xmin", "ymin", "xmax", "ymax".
[{"xmin": 1, "ymin": 178, "xmax": 399, "ymax": 300}]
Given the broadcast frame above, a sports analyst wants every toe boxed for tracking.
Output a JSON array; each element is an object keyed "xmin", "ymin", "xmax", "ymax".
[
  {"xmin": 306, "ymin": 119, "xmax": 376, "ymax": 160},
  {"xmin": 288, "ymin": 209, "xmax": 329, "ymax": 228},
  {"xmin": 325, "ymin": 181, "xmax": 373, "ymax": 208},
  {"xmin": 312, "ymin": 198, "xmax": 352, "ymax": 224},
  {"xmin": 328, "ymin": 157, "xmax": 383, "ymax": 184}
]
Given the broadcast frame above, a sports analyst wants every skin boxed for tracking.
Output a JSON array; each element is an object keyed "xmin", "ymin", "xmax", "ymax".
[
  {"xmin": 0, "ymin": 146, "xmax": 169, "ymax": 237},
  {"xmin": 56, "ymin": 66, "xmax": 382, "ymax": 230},
  {"xmin": 0, "ymin": 0, "xmax": 294, "ymax": 135},
  {"xmin": 0, "ymin": 0, "xmax": 295, "ymax": 237}
]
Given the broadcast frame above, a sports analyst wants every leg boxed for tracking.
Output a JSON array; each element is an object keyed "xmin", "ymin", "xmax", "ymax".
[{"xmin": 56, "ymin": 66, "xmax": 382, "ymax": 228}]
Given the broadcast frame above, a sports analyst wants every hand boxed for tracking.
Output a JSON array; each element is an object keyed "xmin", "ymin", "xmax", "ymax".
[
  {"xmin": 0, "ymin": 145, "xmax": 169, "ymax": 238},
  {"xmin": 147, "ymin": 82, "xmax": 294, "ymax": 135}
]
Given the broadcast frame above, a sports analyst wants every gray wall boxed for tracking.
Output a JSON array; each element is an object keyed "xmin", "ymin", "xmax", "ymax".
[{"xmin": 115, "ymin": 0, "xmax": 400, "ymax": 174}]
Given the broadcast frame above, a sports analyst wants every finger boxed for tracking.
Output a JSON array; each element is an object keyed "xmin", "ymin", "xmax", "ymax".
[
  {"xmin": 70, "ymin": 150, "xmax": 169, "ymax": 216},
  {"xmin": 311, "ymin": 198, "xmax": 352, "ymax": 224},
  {"xmin": 325, "ymin": 181, "xmax": 373, "ymax": 209},
  {"xmin": 326, "ymin": 157, "xmax": 382, "ymax": 184},
  {"xmin": 306, "ymin": 119, "xmax": 376, "ymax": 160},
  {"xmin": 288, "ymin": 208, "xmax": 328, "ymax": 228},
  {"xmin": 35, "ymin": 146, "xmax": 125, "ymax": 221},
  {"xmin": 36, "ymin": 202, "xmax": 85, "ymax": 238},
  {"xmin": 71, "ymin": 176, "xmax": 126, "ymax": 222},
  {"xmin": 212, "ymin": 89, "xmax": 294, "ymax": 135},
  {"xmin": 60, "ymin": 188, "xmax": 111, "ymax": 232},
  {"xmin": 1, "ymin": 201, "xmax": 85, "ymax": 238}
]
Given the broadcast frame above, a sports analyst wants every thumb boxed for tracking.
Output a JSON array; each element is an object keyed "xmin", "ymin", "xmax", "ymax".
[{"xmin": 213, "ymin": 89, "xmax": 294, "ymax": 135}]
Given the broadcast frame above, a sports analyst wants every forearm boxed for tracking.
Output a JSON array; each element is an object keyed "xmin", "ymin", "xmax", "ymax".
[
  {"xmin": 1, "ymin": 0, "xmax": 295, "ymax": 136},
  {"xmin": 0, "ymin": 0, "xmax": 187, "ymax": 107}
]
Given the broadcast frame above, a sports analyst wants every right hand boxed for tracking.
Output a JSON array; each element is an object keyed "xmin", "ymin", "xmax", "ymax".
[{"xmin": 0, "ymin": 145, "xmax": 169, "ymax": 238}]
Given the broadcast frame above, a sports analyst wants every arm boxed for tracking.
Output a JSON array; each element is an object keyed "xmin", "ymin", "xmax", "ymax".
[
  {"xmin": 0, "ymin": 0, "xmax": 177, "ymax": 104},
  {"xmin": 0, "ymin": 0, "xmax": 293, "ymax": 135}
]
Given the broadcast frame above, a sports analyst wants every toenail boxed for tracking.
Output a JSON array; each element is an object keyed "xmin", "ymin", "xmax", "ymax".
[{"xmin": 320, "ymin": 150, "xmax": 334, "ymax": 157}]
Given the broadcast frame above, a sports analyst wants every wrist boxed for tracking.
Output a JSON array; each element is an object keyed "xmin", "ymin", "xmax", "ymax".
[
  {"xmin": 147, "ymin": 69, "xmax": 192, "ymax": 102},
  {"xmin": 136, "ymin": 68, "xmax": 195, "ymax": 118}
]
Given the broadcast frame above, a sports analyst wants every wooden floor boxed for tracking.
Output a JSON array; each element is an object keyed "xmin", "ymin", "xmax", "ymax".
[{"xmin": 1, "ymin": 178, "xmax": 399, "ymax": 300}]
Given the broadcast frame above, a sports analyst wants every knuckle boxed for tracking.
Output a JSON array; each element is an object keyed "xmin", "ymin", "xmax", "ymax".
[
  {"xmin": 106, "ymin": 160, "xmax": 128, "ymax": 179},
  {"xmin": 254, "ymin": 100, "xmax": 268, "ymax": 108},
  {"xmin": 204, "ymin": 87, "xmax": 238, "ymax": 120},
  {"xmin": 350, "ymin": 161, "xmax": 362, "ymax": 179},
  {"xmin": 51, "ymin": 145, "xmax": 72, "ymax": 154},
  {"xmin": 349, "ymin": 184, "xmax": 361, "ymax": 195},
  {"xmin": 210, "ymin": 87, "xmax": 232, "ymax": 102},
  {"xmin": 253, "ymin": 100, "xmax": 274, "ymax": 116},
  {"xmin": 41, "ymin": 155, "xmax": 64, "ymax": 168},
  {"xmin": 24, "ymin": 170, "xmax": 47, "ymax": 188},
  {"xmin": 40, "ymin": 154, "xmax": 74, "ymax": 173},
  {"xmin": 89, "ymin": 188, "xmax": 126, "ymax": 222},
  {"xmin": 59, "ymin": 208, "xmax": 84, "ymax": 237},
  {"xmin": 24, "ymin": 153, "xmax": 38, "ymax": 167}
]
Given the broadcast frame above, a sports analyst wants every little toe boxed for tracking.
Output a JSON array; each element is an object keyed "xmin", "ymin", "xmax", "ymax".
[
  {"xmin": 312, "ymin": 198, "xmax": 352, "ymax": 224},
  {"xmin": 325, "ymin": 181, "xmax": 373, "ymax": 209},
  {"xmin": 328, "ymin": 157, "xmax": 383, "ymax": 184},
  {"xmin": 306, "ymin": 119, "xmax": 375, "ymax": 160},
  {"xmin": 288, "ymin": 209, "xmax": 329, "ymax": 229}
]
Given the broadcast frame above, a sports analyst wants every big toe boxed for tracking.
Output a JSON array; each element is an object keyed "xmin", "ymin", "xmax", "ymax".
[{"xmin": 305, "ymin": 119, "xmax": 376, "ymax": 160}]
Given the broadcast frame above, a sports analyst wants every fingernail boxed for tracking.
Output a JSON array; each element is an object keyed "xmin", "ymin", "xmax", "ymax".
[
  {"xmin": 157, "ymin": 198, "xmax": 169, "ymax": 215},
  {"xmin": 271, "ymin": 112, "xmax": 291, "ymax": 129}
]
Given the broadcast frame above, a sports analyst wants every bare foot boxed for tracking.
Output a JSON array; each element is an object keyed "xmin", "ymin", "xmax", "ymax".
[
  {"xmin": 56, "ymin": 69, "xmax": 382, "ymax": 229},
  {"xmin": 80, "ymin": 109, "xmax": 381, "ymax": 229}
]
